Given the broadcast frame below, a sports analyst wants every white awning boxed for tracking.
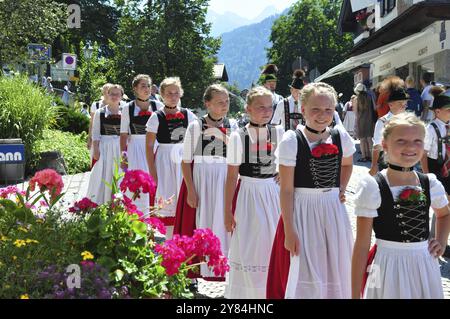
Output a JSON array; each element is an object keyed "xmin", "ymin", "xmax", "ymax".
[{"xmin": 314, "ymin": 28, "xmax": 432, "ymax": 82}]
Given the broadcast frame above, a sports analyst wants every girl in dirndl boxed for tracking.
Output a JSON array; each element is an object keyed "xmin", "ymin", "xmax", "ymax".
[
  {"xmin": 175, "ymin": 84, "xmax": 238, "ymax": 279},
  {"xmin": 224, "ymin": 86, "xmax": 284, "ymax": 299},
  {"xmin": 145, "ymin": 77, "xmax": 197, "ymax": 239},
  {"xmin": 352, "ymin": 112, "xmax": 450, "ymax": 299},
  {"xmin": 120, "ymin": 74, "xmax": 163, "ymax": 213},
  {"xmin": 86, "ymin": 84, "xmax": 124, "ymax": 205},
  {"xmin": 267, "ymin": 82, "xmax": 355, "ymax": 299}
]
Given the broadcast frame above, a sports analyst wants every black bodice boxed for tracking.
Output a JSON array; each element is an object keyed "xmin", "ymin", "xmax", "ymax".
[
  {"xmin": 238, "ymin": 125, "xmax": 278, "ymax": 179},
  {"xmin": 128, "ymin": 100, "xmax": 157, "ymax": 135},
  {"xmin": 373, "ymin": 172, "xmax": 431, "ymax": 243},
  {"xmin": 293, "ymin": 128, "xmax": 342, "ymax": 188},
  {"xmin": 99, "ymin": 111, "xmax": 121, "ymax": 136},
  {"xmin": 155, "ymin": 108, "xmax": 189, "ymax": 144},
  {"xmin": 193, "ymin": 117, "xmax": 231, "ymax": 158}
]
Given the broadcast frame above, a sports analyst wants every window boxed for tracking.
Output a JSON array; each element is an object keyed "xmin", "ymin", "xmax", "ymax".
[{"xmin": 381, "ymin": 0, "xmax": 396, "ymax": 17}]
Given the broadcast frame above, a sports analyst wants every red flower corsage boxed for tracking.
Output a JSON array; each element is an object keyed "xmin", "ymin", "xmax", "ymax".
[
  {"xmin": 398, "ymin": 188, "xmax": 426, "ymax": 203},
  {"xmin": 138, "ymin": 110, "xmax": 152, "ymax": 116},
  {"xmin": 218, "ymin": 127, "xmax": 227, "ymax": 135},
  {"xmin": 251, "ymin": 142, "xmax": 273, "ymax": 152},
  {"xmin": 165, "ymin": 112, "xmax": 185, "ymax": 121},
  {"xmin": 311, "ymin": 143, "xmax": 339, "ymax": 158}
]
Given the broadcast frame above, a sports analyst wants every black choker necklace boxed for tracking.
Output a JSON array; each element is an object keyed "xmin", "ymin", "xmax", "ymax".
[
  {"xmin": 165, "ymin": 105, "xmax": 177, "ymax": 110},
  {"xmin": 305, "ymin": 125, "xmax": 326, "ymax": 134},
  {"xmin": 249, "ymin": 121, "xmax": 266, "ymax": 128},
  {"xmin": 136, "ymin": 97, "xmax": 149, "ymax": 102},
  {"xmin": 388, "ymin": 163, "xmax": 414, "ymax": 172},
  {"xmin": 207, "ymin": 114, "xmax": 223, "ymax": 122}
]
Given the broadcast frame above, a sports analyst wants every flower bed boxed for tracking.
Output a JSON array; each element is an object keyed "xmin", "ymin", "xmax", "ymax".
[{"xmin": 0, "ymin": 168, "xmax": 229, "ymax": 299}]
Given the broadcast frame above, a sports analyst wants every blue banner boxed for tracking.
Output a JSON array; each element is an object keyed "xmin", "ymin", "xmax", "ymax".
[{"xmin": 0, "ymin": 144, "xmax": 25, "ymax": 164}]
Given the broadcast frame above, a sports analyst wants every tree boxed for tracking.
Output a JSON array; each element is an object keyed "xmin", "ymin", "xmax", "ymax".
[
  {"xmin": 268, "ymin": 0, "xmax": 354, "ymax": 97},
  {"xmin": 77, "ymin": 41, "xmax": 109, "ymax": 105},
  {"xmin": 108, "ymin": 0, "xmax": 221, "ymax": 107},
  {"xmin": 0, "ymin": 0, "xmax": 66, "ymax": 67},
  {"xmin": 52, "ymin": 0, "xmax": 121, "ymax": 59}
]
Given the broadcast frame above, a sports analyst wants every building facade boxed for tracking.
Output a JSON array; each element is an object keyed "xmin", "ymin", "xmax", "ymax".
[{"xmin": 317, "ymin": 0, "xmax": 450, "ymax": 88}]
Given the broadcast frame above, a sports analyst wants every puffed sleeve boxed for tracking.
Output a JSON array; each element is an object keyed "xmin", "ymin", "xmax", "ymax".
[
  {"xmin": 275, "ymin": 130, "xmax": 298, "ymax": 167},
  {"xmin": 182, "ymin": 121, "xmax": 201, "ymax": 163},
  {"xmin": 146, "ymin": 112, "xmax": 159, "ymax": 133},
  {"xmin": 120, "ymin": 103, "xmax": 130, "ymax": 134},
  {"xmin": 92, "ymin": 110, "xmax": 101, "ymax": 141},
  {"xmin": 226, "ymin": 131, "xmax": 243, "ymax": 166},
  {"xmin": 186, "ymin": 109, "xmax": 198, "ymax": 123},
  {"xmin": 271, "ymin": 99, "xmax": 284, "ymax": 126},
  {"xmin": 427, "ymin": 173, "xmax": 449, "ymax": 209},
  {"xmin": 372, "ymin": 118, "xmax": 385, "ymax": 146},
  {"xmin": 353, "ymin": 174, "xmax": 381, "ymax": 218},
  {"xmin": 336, "ymin": 125, "xmax": 356, "ymax": 158},
  {"xmin": 424, "ymin": 124, "xmax": 436, "ymax": 152}
]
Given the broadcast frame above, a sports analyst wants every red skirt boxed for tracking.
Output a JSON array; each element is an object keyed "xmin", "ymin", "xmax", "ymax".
[{"xmin": 266, "ymin": 217, "xmax": 291, "ymax": 299}]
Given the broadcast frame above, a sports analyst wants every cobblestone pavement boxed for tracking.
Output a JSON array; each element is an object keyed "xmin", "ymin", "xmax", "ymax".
[{"xmin": 12, "ymin": 153, "xmax": 450, "ymax": 299}]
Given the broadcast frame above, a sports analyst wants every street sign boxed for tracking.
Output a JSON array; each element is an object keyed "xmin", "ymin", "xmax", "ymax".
[
  {"xmin": 27, "ymin": 43, "xmax": 51, "ymax": 62},
  {"xmin": 0, "ymin": 143, "xmax": 25, "ymax": 164},
  {"xmin": 62, "ymin": 53, "xmax": 77, "ymax": 70}
]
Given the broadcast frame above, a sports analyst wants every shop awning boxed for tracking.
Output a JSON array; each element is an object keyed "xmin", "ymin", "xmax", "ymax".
[{"xmin": 314, "ymin": 28, "xmax": 432, "ymax": 82}]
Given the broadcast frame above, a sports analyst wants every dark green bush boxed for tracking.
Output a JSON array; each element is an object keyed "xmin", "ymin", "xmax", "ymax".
[
  {"xmin": 0, "ymin": 76, "xmax": 57, "ymax": 170},
  {"xmin": 33, "ymin": 129, "xmax": 90, "ymax": 174},
  {"xmin": 55, "ymin": 106, "xmax": 90, "ymax": 134}
]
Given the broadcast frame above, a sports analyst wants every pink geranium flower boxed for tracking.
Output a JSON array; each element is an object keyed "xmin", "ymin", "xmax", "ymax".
[
  {"xmin": 69, "ymin": 197, "xmax": 98, "ymax": 214},
  {"xmin": 120, "ymin": 170, "xmax": 156, "ymax": 199},
  {"xmin": 142, "ymin": 217, "xmax": 167, "ymax": 235},
  {"xmin": 155, "ymin": 228, "xmax": 229, "ymax": 277},
  {"xmin": 29, "ymin": 169, "xmax": 64, "ymax": 198}
]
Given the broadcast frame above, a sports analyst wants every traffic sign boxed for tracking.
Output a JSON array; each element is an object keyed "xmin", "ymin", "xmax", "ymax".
[{"xmin": 62, "ymin": 53, "xmax": 77, "ymax": 70}]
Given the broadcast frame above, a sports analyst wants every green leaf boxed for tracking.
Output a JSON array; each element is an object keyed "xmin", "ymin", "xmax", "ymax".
[
  {"xmin": 0, "ymin": 199, "xmax": 18, "ymax": 211},
  {"xmin": 86, "ymin": 214, "xmax": 102, "ymax": 232},
  {"xmin": 97, "ymin": 256, "xmax": 116, "ymax": 270},
  {"xmin": 131, "ymin": 221, "xmax": 147, "ymax": 238},
  {"xmin": 114, "ymin": 269, "xmax": 124, "ymax": 282},
  {"xmin": 13, "ymin": 207, "xmax": 35, "ymax": 224}
]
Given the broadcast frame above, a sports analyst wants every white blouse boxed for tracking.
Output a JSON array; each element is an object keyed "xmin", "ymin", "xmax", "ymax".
[
  {"xmin": 145, "ymin": 107, "xmax": 198, "ymax": 134},
  {"xmin": 120, "ymin": 100, "xmax": 164, "ymax": 134},
  {"xmin": 227, "ymin": 125, "xmax": 285, "ymax": 166},
  {"xmin": 354, "ymin": 170, "xmax": 448, "ymax": 218},
  {"xmin": 275, "ymin": 125, "xmax": 356, "ymax": 167},
  {"xmin": 92, "ymin": 106, "xmax": 121, "ymax": 141},
  {"xmin": 182, "ymin": 118, "xmax": 239, "ymax": 162},
  {"xmin": 424, "ymin": 118, "xmax": 448, "ymax": 160}
]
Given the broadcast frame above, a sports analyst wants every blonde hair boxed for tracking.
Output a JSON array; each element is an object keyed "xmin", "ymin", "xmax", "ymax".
[
  {"xmin": 300, "ymin": 82, "xmax": 337, "ymax": 107},
  {"xmin": 102, "ymin": 83, "xmax": 113, "ymax": 94},
  {"xmin": 245, "ymin": 86, "xmax": 272, "ymax": 109},
  {"xmin": 107, "ymin": 84, "xmax": 124, "ymax": 95},
  {"xmin": 203, "ymin": 84, "xmax": 229, "ymax": 103},
  {"xmin": 382, "ymin": 112, "xmax": 426, "ymax": 141},
  {"xmin": 405, "ymin": 75, "xmax": 415, "ymax": 87},
  {"xmin": 160, "ymin": 77, "xmax": 184, "ymax": 97},
  {"xmin": 132, "ymin": 74, "xmax": 152, "ymax": 89}
]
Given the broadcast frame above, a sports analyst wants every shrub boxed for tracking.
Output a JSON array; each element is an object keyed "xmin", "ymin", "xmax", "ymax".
[
  {"xmin": 54, "ymin": 106, "xmax": 90, "ymax": 134},
  {"xmin": 0, "ymin": 76, "xmax": 57, "ymax": 170},
  {"xmin": 33, "ymin": 129, "xmax": 90, "ymax": 175},
  {"xmin": 0, "ymin": 169, "xmax": 229, "ymax": 299}
]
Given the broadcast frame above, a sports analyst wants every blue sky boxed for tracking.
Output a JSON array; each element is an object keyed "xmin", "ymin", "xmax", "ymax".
[{"xmin": 209, "ymin": 0, "xmax": 296, "ymax": 19}]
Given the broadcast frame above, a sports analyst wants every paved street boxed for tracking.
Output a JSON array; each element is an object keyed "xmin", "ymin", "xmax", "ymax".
[{"xmin": 12, "ymin": 147, "xmax": 450, "ymax": 299}]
